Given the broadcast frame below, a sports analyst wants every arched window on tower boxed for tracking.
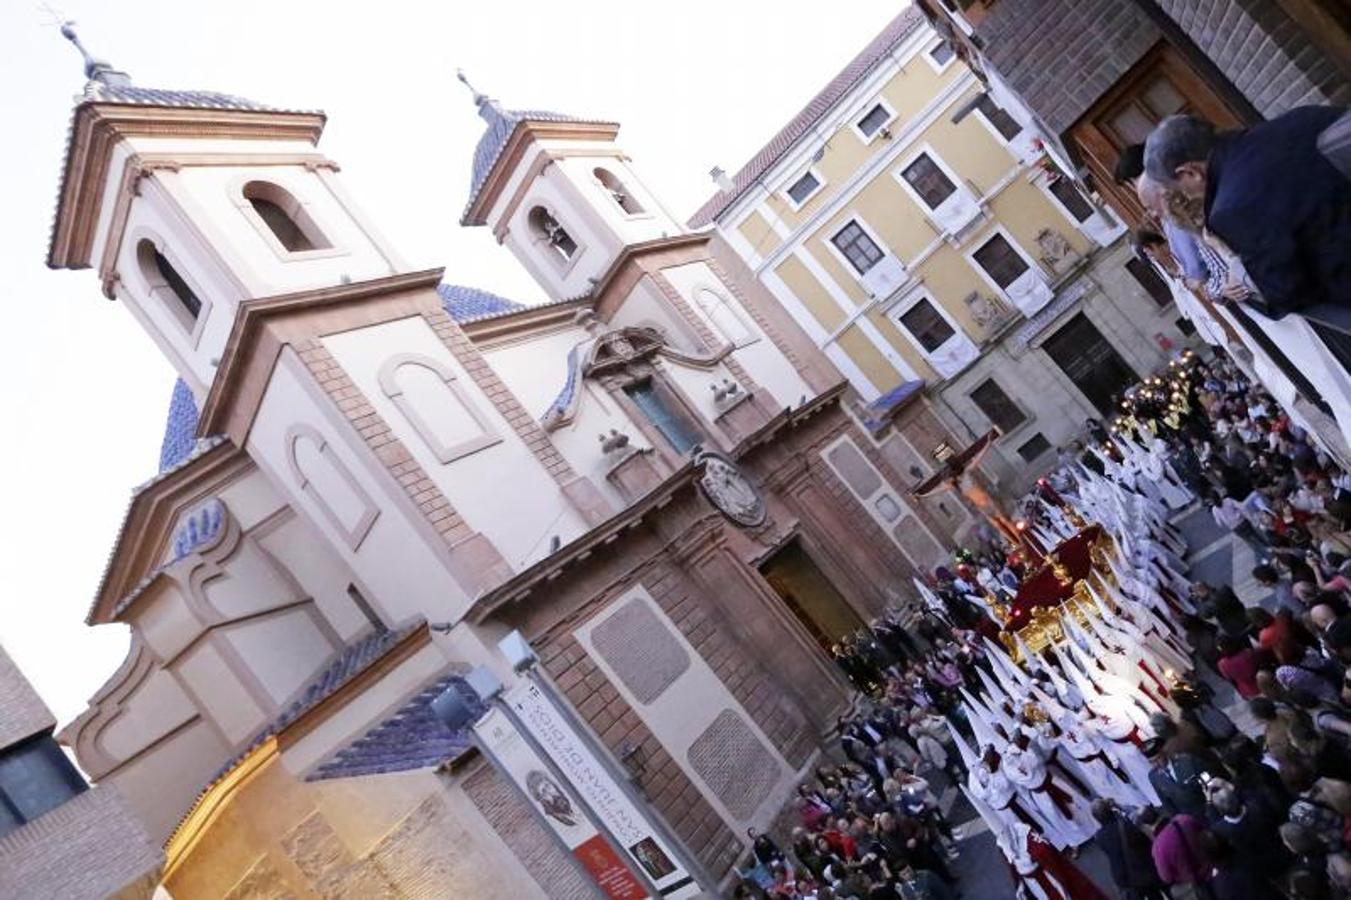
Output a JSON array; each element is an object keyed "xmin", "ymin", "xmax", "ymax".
[
  {"xmin": 242, "ymin": 181, "xmax": 331, "ymax": 253},
  {"xmin": 694, "ymin": 287, "xmax": 754, "ymax": 348},
  {"xmin": 137, "ymin": 238, "xmax": 202, "ymax": 327},
  {"xmin": 593, "ymin": 167, "xmax": 644, "ymax": 215},
  {"xmin": 528, "ymin": 206, "xmax": 578, "ymax": 262}
]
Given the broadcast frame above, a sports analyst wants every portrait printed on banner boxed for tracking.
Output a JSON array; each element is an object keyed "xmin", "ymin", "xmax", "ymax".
[
  {"xmin": 628, "ymin": 836, "xmax": 677, "ymax": 879},
  {"xmin": 526, "ymin": 770, "xmax": 579, "ymax": 827}
]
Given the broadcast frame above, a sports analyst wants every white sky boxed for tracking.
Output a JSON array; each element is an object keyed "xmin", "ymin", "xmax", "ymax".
[{"xmin": 0, "ymin": 0, "xmax": 906, "ymax": 730}]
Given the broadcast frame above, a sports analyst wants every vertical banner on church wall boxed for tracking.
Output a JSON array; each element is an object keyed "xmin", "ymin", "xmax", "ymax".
[
  {"xmin": 504, "ymin": 680, "xmax": 699, "ymax": 898},
  {"xmin": 475, "ymin": 707, "xmax": 647, "ymax": 900}
]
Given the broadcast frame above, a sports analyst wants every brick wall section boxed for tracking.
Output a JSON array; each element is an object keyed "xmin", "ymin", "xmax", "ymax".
[
  {"xmin": 0, "ymin": 785, "xmax": 161, "ymax": 900},
  {"xmin": 1156, "ymin": 0, "xmax": 1351, "ymax": 114},
  {"xmin": 803, "ymin": 447, "xmax": 920, "ymax": 588},
  {"xmin": 538, "ymin": 625, "xmax": 745, "ymax": 879},
  {"xmin": 0, "ymin": 645, "xmax": 54, "ymax": 748},
  {"xmin": 529, "ymin": 548, "xmax": 815, "ymax": 879},
  {"xmin": 423, "ymin": 308, "xmax": 579, "ymax": 486},
  {"xmin": 461, "ymin": 762, "xmax": 603, "ymax": 900},
  {"xmin": 850, "ymin": 422, "xmax": 955, "ymax": 556},
  {"xmin": 978, "ymin": 0, "xmax": 1160, "ymax": 135},
  {"xmin": 642, "ymin": 559, "xmax": 816, "ymax": 767},
  {"xmin": 297, "ymin": 339, "xmax": 475, "ymax": 548}
]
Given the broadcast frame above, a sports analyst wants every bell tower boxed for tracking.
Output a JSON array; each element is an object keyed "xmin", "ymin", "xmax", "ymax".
[
  {"xmin": 458, "ymin": 73, "xmax": 684, "ymax": 302},
  {"xmin": 48, "ymin": 25, "xmax": 406, "ymax": 400}
]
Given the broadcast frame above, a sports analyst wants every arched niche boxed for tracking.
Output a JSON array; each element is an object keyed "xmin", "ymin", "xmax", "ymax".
[
  {"xmin": 693, "ymin": 286, "xmax": 755, "ymax": 349},
  {"xmin": 377, "ymin": 353, "xmax": 502, "ymax": 464},
  {"xmin": 285, "ymin": 425, "xmax": 379, "ymax": 550}
]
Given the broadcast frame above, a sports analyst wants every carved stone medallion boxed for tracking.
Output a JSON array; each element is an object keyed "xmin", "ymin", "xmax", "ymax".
[{"xmin": 695, "ymin": 450, "xmax": 766, "ymax": 528}]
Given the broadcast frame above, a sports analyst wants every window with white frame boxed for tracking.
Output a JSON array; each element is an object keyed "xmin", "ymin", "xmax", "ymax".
[
  {"xmin": 926, "ymin": 41, "xmax": 955, "ymax": 68},
  {"xmin": 138, "ymin": 240, "xmax": 201, "ymax": 321},
  {"xmin": 897, "ymin": 299, "xmax": 956, "ymax": 352},
  {"xmin": 856, "ymin": 103, "xmax": 893, "ymax": 140},
  {"xmin": 973, "ymin": 94, "xmax": 1023, "ymax": 141},
  {"xmin": 1046, "ymin": 174, "xmax": 1095, "ymax": 223},
  {"xmin": 528, "ymin": 206, "xmax": 578, "ymax": 263},
  {"xmin": 831, "ymin": 221, "xmax": 885, "ymax": 275},
  {"xmin": 971, "ymin": 231, "xmax": 1050, "ymax": 315},
  {"xmin": 785, "ymin": 171, "xmax": 822, "ymax": 207},
  {"xmin": 900, "ymin": 154, "xmax": 957, "ymax": 209},
  {"xmin": 898, "ymin": 150, "xmax": 982, "ymax": 235},
  {"xmin": 136, "ymin": 237, "xmax": 209, "ymax": 341},
  {"xmin": 972, "ymin": 233, "xmax": 1030, "ymax": 289}
]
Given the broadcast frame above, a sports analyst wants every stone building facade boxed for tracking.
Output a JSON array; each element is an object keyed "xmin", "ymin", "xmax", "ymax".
[
  {"xmin": 0, "ymin": 645, "xmax": 160, "ymax": 899},
  {"xmin": 917, "ymin": 0, "xmax": 1351, "ymax": 462},
  {"xmin": 689, "ymin": 9, "xmax": 1193, "ymax": 498},
  {"xmin": 43, "ymin": 32, "xmax": 965, "ymax": 898}
]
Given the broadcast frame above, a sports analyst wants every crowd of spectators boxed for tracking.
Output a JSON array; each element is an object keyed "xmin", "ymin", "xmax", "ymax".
[{"xmin": 737, "ymin": 349, "xmax": 1351, "ymax": 899}]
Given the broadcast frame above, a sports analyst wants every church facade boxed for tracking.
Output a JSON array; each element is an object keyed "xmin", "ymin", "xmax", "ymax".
[{"xmin": 45, "ymin": 33, "xmax": 973, "ymax": 898}]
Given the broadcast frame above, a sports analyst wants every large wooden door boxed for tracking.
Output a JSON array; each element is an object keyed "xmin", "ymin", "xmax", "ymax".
[
  {"xmin": 1042, "ymin": 313, "xmax": 1140, "ymax": 416},
  {"xmin": 759, "ymin": 539, "xmax": 866, "ymax": 654},
  {"xmin": 1070, "ymin": 43, "xmax": 1246, "ymax": 226}
]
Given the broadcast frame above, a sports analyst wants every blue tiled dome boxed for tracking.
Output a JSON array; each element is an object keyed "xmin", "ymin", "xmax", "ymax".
[
  {"xmin": 436, "ymin": 283, "xmax": 524, "ymax": 322},
  {"xmin": 158, "ymin": 379, "xmax": 200, "ymax": 473},
  {"xmin": 461, "ymin": 97, "xmax": 610, "ymax": 222}
]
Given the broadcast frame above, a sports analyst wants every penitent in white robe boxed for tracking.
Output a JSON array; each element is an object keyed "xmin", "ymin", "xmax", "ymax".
[
  {"xmin": 1001, "ymin": 743, "xmax": 1097, "ymax": 849},
  {"xmin": 1060, "ymin": 722, "xmax": 1150, "ymax": 810}
]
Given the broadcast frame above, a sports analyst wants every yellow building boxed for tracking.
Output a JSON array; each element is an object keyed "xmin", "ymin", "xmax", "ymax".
[{"xmin": 692, "ymin": 8, "xmax": 1194, "ymax": 491}]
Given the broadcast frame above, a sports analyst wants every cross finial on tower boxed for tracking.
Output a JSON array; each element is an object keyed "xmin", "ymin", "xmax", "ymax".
[
  {"xmin": 53, "ymin": 14, "xmax": 131, "ymax": 86},
  {"xmin": 455, "ymin": 69, "xmax": 488, "ymax": 108}
]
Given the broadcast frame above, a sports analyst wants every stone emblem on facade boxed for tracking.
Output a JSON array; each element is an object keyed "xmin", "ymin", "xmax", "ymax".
[
  {"xmin": 963, "ymin": 291, "xmax": 1011, "ymax": 333},
  {"xmin": 695, "ymin": 451, "xmax": 766, "ymax": 527}
]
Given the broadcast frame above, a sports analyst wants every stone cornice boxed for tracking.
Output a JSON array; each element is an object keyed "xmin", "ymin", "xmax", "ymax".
[
  {"xmin": 196, "ymin": 268, "xmax": 445, "ymax": 442},
  {"xmin": 731, "ymin": 380, "xmax": 849, "ymax": 458},
  {"xmin": 463, "ymin": 119, "xmax": 621, "ymax": 227},
  {"xmin": 89, "ymin": 441, "xmax": 250, "ymax": 625},
  {"xmin": 466, "ymin": 462, "xmax": 697, "ymax": 623},
  {"xmin": 48, "ymin": 103, "xmax": 327, "ymax": 270},
  {"xmin": 460, "ymin": 297, "xmax": 593, "ymax": 347}
]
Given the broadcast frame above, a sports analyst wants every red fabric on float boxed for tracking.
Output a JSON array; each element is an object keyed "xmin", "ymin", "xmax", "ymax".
[{"xmin": 1005, "ymin": 526, "xmax": 1101, "ymax": 631}]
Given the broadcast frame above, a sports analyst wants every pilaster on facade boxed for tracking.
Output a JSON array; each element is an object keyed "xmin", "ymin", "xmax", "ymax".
[{"xmin": 422, "ymin": 305, "xmax": 613, "ymax": 527}]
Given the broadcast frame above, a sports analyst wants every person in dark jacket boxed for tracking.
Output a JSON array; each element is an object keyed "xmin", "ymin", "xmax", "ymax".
[
  {"xmin": 1091, "ymin": 800, "xmax": 1169, "ymax": 899},
  {"xmin": 1207, "ymin": 833, "xmax": 1271, "ymax": 900},
  {"xmin": 1146, "ymin": 742, "xmax": 1214, "ymax": 818},
  {"xmin": 1205, "ymin": 783, "xmax": 1289, "ymax": 887},
  {"xmin": 1144, "ymin": 108, "xmax": 1351, "ymax": 318}
]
